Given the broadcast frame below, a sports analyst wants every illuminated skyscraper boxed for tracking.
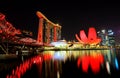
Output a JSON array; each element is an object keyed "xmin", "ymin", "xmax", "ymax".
[
  {"xmin": 36, "ymin": 11, "xmax": 62, "ymax": 44},
  {"xmin": 97, "ymin": 29, "xmax": 115, "ymax": 46}
]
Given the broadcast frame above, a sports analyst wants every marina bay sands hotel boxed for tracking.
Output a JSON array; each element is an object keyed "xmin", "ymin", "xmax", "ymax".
[{"xmin": 36, "ymin": 11, "xmax": 62, "ymax": 44}]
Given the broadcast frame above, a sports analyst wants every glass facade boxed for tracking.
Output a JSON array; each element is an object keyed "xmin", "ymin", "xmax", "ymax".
[{"xmin": 98, "ymin": 29, "xmax": 115, "ymax": 46}]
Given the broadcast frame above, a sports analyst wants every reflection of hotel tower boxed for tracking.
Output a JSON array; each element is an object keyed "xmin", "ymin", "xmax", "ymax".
[{"xmin": 36, "ymin": 11, "xmax": 62, "ymax": 44}]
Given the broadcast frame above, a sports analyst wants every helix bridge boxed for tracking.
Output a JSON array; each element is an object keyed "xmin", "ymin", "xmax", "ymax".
[{"xmin": 0, "ymin": 13, "xmax": 44, "ymax": 55}]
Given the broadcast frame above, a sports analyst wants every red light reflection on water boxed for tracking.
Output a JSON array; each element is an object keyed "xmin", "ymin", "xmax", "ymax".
[
  {"xmin": 77, "ymin": 53, "xmax": 104, "ymax": 74},
  {"xmin": 6, "ymin": 54, "xmax": 52, "ymax": 78},
  {"xmin": 6, "ymin": 53, "xmax": 105, "ymax": 78}
]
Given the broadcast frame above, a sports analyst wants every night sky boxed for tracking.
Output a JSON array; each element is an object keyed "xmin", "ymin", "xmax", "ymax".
[{"xmin": 1, "ymin": 1, "xmax": 120, "ymax": 41}]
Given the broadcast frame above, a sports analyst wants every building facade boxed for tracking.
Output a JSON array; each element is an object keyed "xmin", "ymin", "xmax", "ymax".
[
  {"xmin": 97, "ymin": 29, "xmax": 115, "ymax": 46},
  {"xmin": 36, "ymin": 11, "xmax": 61, "ymax": 44}
]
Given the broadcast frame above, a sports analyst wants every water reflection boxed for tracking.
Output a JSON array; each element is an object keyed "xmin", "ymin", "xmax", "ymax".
[
  {"xmin": 77, "ymin": 53, "xmax": 104, "ymax": 74},
  {"xmin": 41, "ymin": 49, "xmax": 119, "ymax": 77},
  {"xmin": 6, "ymin": 49, "xmax": 120, "ymax": 78},
  {"xmin": 115, "ymin": 57, "xmax": 119, "ymax": 70}
]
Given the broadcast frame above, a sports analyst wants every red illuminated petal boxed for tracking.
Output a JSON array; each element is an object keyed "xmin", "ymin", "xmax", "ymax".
[
  {"xmin": 80, "ymin": 30, "xmax": 88, "ymax": 43},
  {"xmin": 75, "ymin": 34, "xmax": 84, "ymax": 44},
  {"xmin": 88, "ymin": 27, "xmax": 97, "ymax": 40}
]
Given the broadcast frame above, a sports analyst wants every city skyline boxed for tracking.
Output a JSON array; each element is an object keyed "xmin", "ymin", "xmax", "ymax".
[{"xmin": 1, "ymin": 1, "xmax": 120, "ymax": 41}]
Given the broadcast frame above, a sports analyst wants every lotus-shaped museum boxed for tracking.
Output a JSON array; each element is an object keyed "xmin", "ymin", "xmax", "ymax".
[{"xmin": 75, "ymin": 27, "xmax": 101, "ymax": 45}]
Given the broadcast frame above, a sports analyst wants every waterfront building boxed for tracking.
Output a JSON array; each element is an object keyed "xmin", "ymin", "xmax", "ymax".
[
  {"xmin": 97, "ymin": 29, "xmax": 115, "ymax": 46},
  {"xmin": 75, "ymin": 27, "xmax": 101, "ymax": 46},
  {"xmin": 36, "ymin": 11, "xmax": 62, "ymax": 45}
]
